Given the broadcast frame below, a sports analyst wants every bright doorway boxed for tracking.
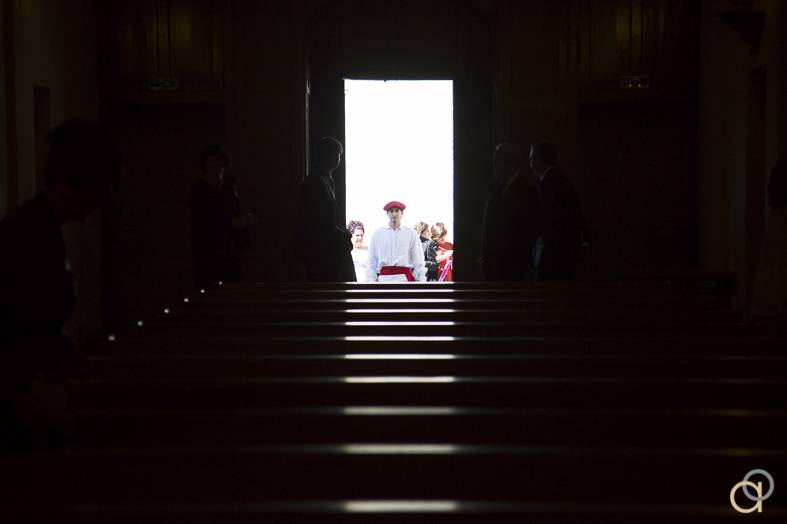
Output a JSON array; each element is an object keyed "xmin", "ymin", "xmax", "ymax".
[{"xmin": 344, "ymin": 79, "xmax": 454, "ymax": 278}]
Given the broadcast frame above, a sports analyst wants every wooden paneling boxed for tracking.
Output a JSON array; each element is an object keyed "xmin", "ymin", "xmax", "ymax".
[
  {"xmin": 508, "ymin": 2, "xmax": 562, "ymax": 94},
  {"xmin": 576, "ymin": 101, "xmax": 697, "ymax": 274},
  {"xmin": 571, "ymin": 0, "xmax": 698, "ymax": 100},
  {"xmin": 104, "ymin": 0, "xmax": 159, "ymax": 92},
  {"xmin": 100, "ymin": 0, "xmax": 225, "ymax": 102},
  {"xmin": 170, "ymin": 0, "xmax": 224, "ymax": 92}
]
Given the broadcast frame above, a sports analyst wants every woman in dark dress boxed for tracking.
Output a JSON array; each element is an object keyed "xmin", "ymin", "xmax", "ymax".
[
  {"xmin": 415, "ymin": 222, "xmax": 438, "ymax": 281},
  {"xmin": 191, "ymin": 146, "xmax": 253, "ymax": 289}
]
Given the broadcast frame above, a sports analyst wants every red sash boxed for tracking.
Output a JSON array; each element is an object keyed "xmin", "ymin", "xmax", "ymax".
[{"xmin": 379, "ymin": 266, "xmax": 415, "ymax": 282}]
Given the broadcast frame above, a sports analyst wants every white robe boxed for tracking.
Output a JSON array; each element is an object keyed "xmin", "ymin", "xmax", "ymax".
[
  {"xmin": 366, "ymin": 224, "xmax": 427, "ymax": 282},
  {"xmin": 351, "ymin": 247, "xmax": 369, "ymax": 282}
]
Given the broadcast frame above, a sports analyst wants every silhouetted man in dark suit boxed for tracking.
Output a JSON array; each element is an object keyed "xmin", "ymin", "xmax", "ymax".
[
  {"xmin": 480, "ymin": 143, "xmax": 543, "ymax": 281},
  {"xmin": 297, "ymin": 137, "xmax": 356, "ymax": 282},
  {"xmin": 529, "ymin": 142, "xmax": 589, "ymax": 282},
  {"xmin": 0, "ymin": 120, "xmax": 121, "ymax": 447}
]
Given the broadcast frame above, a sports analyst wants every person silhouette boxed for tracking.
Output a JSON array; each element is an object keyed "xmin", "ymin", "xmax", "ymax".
[
  {"xmin": 296, "ymin": 137, "xmax": 356, "ymax": 282},
  {"xmin": 529, "ymin": 142, "xmax": 589, "ymax": 282},
  {"xmin": 191, "ymin": 145, "xmax": 253, "ymax": 289},
  {"xmin": 0, "ymin": 120, "xmax": 121, "ymax": 447},
  {"xmin": 480, "ymin": 143, "xmax": 542, "ymax": 281}
]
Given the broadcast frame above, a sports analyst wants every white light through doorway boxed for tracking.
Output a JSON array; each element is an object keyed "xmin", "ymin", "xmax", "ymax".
[{"xmin": 344, "ymin": 80, "xmax": 454, "ymax": 246}]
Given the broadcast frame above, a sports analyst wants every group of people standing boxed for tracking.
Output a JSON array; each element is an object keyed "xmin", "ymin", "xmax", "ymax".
[
  {"xmin": 297, "ymin": 136, "xmax": 589, "ymax": 284},
  {"xmin": 415, "ymin": 221, "xmax": 454, "ymax": 282},
  {"xmin": 347, "ymin": 218, "xmax": 453, "ymax": 282},
  {"xmin": 480, "ymin": 141, "xmax": 590, "ymax": 282},
  {"xmin": 296, "ymin": 136, "xmax": 459, "ymax": 283}
]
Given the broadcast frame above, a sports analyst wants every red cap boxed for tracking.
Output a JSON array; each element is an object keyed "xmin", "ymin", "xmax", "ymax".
[{"xmin": 383, "ymin": 201, "xmax": 406, "ymax": 211}]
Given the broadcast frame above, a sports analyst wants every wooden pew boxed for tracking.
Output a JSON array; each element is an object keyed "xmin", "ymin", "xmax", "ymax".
[
  {"xmin": 9, "ymin": 446, "xmax": 785, "ymax": 518},
  {"xmin": 88, "ymin": 353, "xmax": 787, "ymax": 378},
  {"xmin": 62, "ymin": 446, "xmax": 787, "ymax": 505},
  {"xmin": 73, "ymin": 375, "xmax": 787, "ymax": 410},
  {"xmin": 75, "ymin": 406, "xmax": 787, "ymax": 447},
  {"xmin": 103, "ymin": 335, "xmax": 787, "ymax": 356},
  {"xmin": 7, "ymin": 280, "xmax": 784, "ymax": 523}
]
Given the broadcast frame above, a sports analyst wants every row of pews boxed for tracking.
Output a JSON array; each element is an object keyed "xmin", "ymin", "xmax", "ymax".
[{"xmin": 5, "ymin": 281, "xmax": 787, "ymax": 522}]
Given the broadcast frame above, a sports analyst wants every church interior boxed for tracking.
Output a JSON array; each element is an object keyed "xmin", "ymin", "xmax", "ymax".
[{"xmin": 1, "ymin": 0, "xmax": 786, "ymax": 521}]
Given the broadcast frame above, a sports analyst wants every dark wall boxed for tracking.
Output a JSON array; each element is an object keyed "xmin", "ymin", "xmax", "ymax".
[{"xmin": 576, "ymin": 100, "xmax": 697, "ymax": 275}]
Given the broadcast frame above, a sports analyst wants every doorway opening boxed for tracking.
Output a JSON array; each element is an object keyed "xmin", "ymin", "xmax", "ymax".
[{"xmin": 343, "ymin": 79, "xmax": 454, "ymax": 281}]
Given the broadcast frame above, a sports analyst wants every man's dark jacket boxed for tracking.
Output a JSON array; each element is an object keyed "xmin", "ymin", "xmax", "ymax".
[
  {"xmin": 297, "ymin": 168, "xmax": 355, "ymax": 282},
  {"xmin": 0, "ymin": 193, "xmax": 75, "ymax": 398},
  {"xmin": 534, "ymin": 168, "xmax": 588, "ymax": 281},
  {"xmin": 481, "ymin": 173, "xmax": 542, "ymax": 281}
]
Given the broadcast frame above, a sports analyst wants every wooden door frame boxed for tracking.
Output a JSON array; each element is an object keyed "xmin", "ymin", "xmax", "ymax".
[{"xmin": 305, "ymin": 1, "xmax": 494, "ymax": 280}]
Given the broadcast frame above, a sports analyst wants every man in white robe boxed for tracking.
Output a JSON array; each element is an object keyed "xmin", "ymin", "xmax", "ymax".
[{"xmin": 366, "ymin": 201, "xmax": 427, "ymax": 282}]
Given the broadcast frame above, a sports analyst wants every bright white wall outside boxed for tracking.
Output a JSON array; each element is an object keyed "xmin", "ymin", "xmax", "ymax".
[{"xmin": 344, "ymin": 80, "xmax": 454, "ymax": 244}]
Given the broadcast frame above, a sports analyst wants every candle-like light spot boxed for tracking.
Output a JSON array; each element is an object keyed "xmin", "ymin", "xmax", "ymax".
[
  {"xmin": 343, "ymin": 376, "xmax": 456, "ymax": 384},
  {"xmin": 183, "ymin": 297, "xmax": 190, "ymax": 303},
  {"xmin": 163, "ymin": 308, "xmax": 170, "ymax": 314},
  {"xmin": 137, "ymin": 320, "xmax": 144, "ymax": 327},
  {"xmin": 341, "ymin": 444, "xmax": 459, "ymax": 454},
  {"xmin": 342, "ymin": 501, "xmax": 458, "ymax": 512},
  {"xmin": 107, "ymin": 334, "xmax": 116, "ymax": 342},
  {"xmin": 199, "ymin": 288, "xmax": 206, "ymax": 294},
  {"xmin": 343, "ymin": 354, "xmax": 457, "ymax": 360}
]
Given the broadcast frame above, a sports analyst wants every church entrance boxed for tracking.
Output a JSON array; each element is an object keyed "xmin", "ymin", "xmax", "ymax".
[
  {"xmin": 306, "ymin": 1, "xmax": 493, "ymax": 280},
  {"xmin": 343, "ymin": 79, "xmax": 454, "ymax": 282}
]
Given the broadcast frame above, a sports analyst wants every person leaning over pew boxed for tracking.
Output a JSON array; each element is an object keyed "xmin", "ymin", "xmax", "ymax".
[
  {"xmin": 0, "ymin": 120, "xmax": 122, "ymax": 448},
  {"xmin": 367, "ymin": 201, "xmax": 427, "ymax": 282}
]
